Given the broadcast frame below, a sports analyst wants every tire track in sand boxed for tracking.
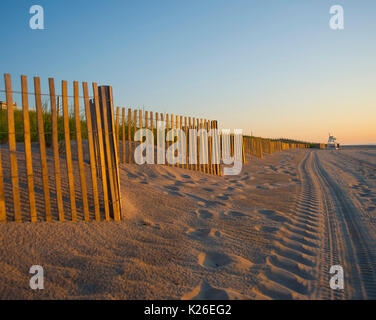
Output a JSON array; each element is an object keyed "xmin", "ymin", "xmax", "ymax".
[
  {"xmin": 253, "ymin": 151, "xmax": 323, "ymax": 299},
  {"xmin": 313, "ymin": 152, "xmax": 376, "ymax": 299}
]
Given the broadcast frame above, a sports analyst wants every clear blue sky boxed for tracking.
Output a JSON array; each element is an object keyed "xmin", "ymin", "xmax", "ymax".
[{"xmin": 1, "ymin": 0, "xmax": 375, "ymax": 144}]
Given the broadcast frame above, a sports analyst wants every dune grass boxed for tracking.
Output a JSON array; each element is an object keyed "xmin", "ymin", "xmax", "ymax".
[{"xmin": 0, "ymin": 102, "xmax": 87, "ymax": 146}]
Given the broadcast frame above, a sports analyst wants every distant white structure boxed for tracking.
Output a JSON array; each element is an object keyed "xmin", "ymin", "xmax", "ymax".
[{"xmin": 327, "ymin": 133, "xmax": 339, "ymax": 149}]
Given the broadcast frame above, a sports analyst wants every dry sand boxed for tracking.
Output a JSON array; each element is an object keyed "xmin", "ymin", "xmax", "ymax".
[{"xmin": 0, "ymin": 147, "xmax": 375, "ymax": 299}]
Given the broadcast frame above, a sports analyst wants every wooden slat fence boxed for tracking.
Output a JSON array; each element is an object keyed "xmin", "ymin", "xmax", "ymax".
[
  {"xmin": 0, "ymin": 73, "xmax": 311, "ymax": 223},
  {"xmin": 0, "ymin": 74, "xmax": 121, "ymax": 223}
]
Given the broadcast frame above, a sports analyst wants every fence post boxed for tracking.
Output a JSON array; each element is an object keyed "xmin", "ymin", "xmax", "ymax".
[
  {"xmin": 99, "ymin": 86, "xmax": 121, "ymax": 221},
  {"xmin": 188, "ymin": 117, "xmax": 192, "ymax": 171},
  {"xmin": 107, "ymin": 87, "xmax": 122, "ymax": 220},
  {"xmin": 49, "ymin": 78, "xmax": 65, "ymax": 221},
  {"xmin": 171, "ymin": 114, "xmax": 174, "ymax": 166},
  {"xmin": 122, "ymin": 107, "xmax": 125, "ymax": 164},
  {"xmin": 21, "ymin": 75, "xmax": 37, "ymax": 222},
  {"xmin": 175, "ymin": 115, "xmax": 179, "ymax": 167},
  {"xmin": 166, "ymin": 114, "xmax": 170, "ymax": 166},
  {"xmin": 133, "ymin": 109, "xmax": 137, "ymax": 164},
  {"xmin": 93, "ymin": 84, "xmax": 110, "ymax": 220},
  {"xmin": 4, "ymin": 74, "xmax": 22, "ymax": 222},
  {"xmin": 115, "ymin": 106, "xmax": 120, "ymax": 154},
  {"xmin": 150, "ymin": 111, "xmax": 154, "ymax": 163},
  {"xmin": 83, "ymin": 82, "xmax": 101, "ymax": 221},
  {"xmin": 74, "ymin": 81, "xmax": 90, "ymax": 221},
  {"xmin": 0, "ymin": 147, "xmax": 6, "ymax": 222},
  {"xmin": 62, "ymin": 80, "xmax": 78, "ymax": 221},
  {"xmin": 128, "ymin": 108, "xmax": 132, "ymax": 164},
  {"xmin": 185, "ymin": 116, "xmax": 188, "ymax": 170},
  {"xmin": 34, "ymin": 77, "xmax": 52, "ymax": 221}
]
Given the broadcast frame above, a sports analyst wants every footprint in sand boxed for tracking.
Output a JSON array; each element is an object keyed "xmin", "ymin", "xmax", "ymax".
[
  {"xmin": 257, "ymin": 209, "xmax": 289, "ymax": 223},
  {"xmin": 223, "ymin": 210, "xmax": 246, "ymax": 218},
  {"xmin": 182, "ymin": 281, "xmax": 250, "ymax": 300},
  {"xmin": 137, "ymin": 219, "xmax": 160, "ymax": 229},
  {"xmin": 198, "ymin": 251, "xmax": 253, "ymax": 270},
  {"xmin": 165, "ymin": 185, "xmax": 180, "ymax": 191},
  {"xmin": 196, "ymin": 209, "xmax": 214, "ymax": 219},
  {"xmin": 186, "ymin": 228, "xmax": 221, "ymax": 240},
  {"xmin": 198, "ymin": 251, "xmax": 233, "ymax": 268},
  {"xmin": 182, "ymin": 282, "xmax": 229, "ymax": 300},
  {"xmin": 255, "ymin": 225, "xmax": 279, "ymax": 233}
]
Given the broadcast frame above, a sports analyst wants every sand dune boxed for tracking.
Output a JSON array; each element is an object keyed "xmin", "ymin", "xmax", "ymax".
[{"xmin": 0, "ymin": 147, "xmax": 375, "ymax": 299}]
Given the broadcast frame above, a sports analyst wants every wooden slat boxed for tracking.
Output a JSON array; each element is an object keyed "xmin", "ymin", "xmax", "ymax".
[
  {"xmin": 62, "ymin": 80, "xmax": 77, "ymax": 221},
  {"xmin": 74, "ymin": 81, "xmax": 90, "ymax": 221},
  {"xmin": 0, "ymin": 147, "xmax": 6, "ymax": 222},
  {"xmin": 150, "ymin": 111, "xmax": 154, "ymax": 163},
  {"xmin": 133, "ymin": 109, "xmax": 137, "ymax": 164},
  {"xmin": 128, "ymin": 108, "xmax": 132, "ymax": 164},
  {"xmin": 34, "ymin": 77, "xmax": 52, "ymax": 221},
  {"xmin": 185, "ymin": 116, "xmax": 188, "ymax": 169},
  {"xmin": 176, "ymin": 115, "xmax": 179, "ymax": 167},
  {"xmin": 139, "ymin": 109, "xmax": 143, "ymax": 163},
  {"xmin": 208, "ymin": 120, "xmax": 213, "ymax": 175},
  {"xmin": 21, "ymin": 75, "xmax": 37, "ymax": 222},
  {"xmin": 83, "ymin": 82, "xmax": 100, "ymax": 221},
  {"xmin": 194, "ymin": 118, "xmax": 198, "ymax": 171},
  {"xmin": 205, "ymin": 120, "xmax": 210, "ymax": 174},
  {"xmin": 242, "ymin": 136, "xmax": 245, "ymax": 164},
  {"xmin": 4, "ymin": 74, "xmax": 22, "ymax": 222},
  {"xmin": 158, "ymin": 113, "xmax": 166, "ymax": 165},
  {"xmin": 49, "ymin": 78, "xmax": 65, "ymax": 221},
  {"xmin": 205, "ymin": 119, "xmax": 212, "ymax": 174},
  {"xmin": 145, "ymin": 111, "xmax": 149, "ymax": 162},
  {"xmin": 145, "ymin": 111, "xmax": 148, "ymax": 143},
  {"xmin": 122, "ymin": 108, "xmax": 125, "ymax": 164},
  {"xmin": 171, "ymin": 114, "xmax": 174, "ymax": 166},
  {"xmin": 100, "ymin": 86, "xmax": 120, "ymax": 221},
  {"xmin": 107, "ymin": 87, "xmax": 122, "ymax": 220},
  {"xmin": 189, "ymin": 117, "xmax": 192, "ymax": 171},
  {"xmin": 166, "ymin": 114, "xmax": 170, "ymax": 166},
  {"xmin": 93, "ymin": 83, "xmax": 110, "ymax": 220},
  {"xmin": 155, "ymin": 112, "xmax": 159, "ymax": 163},
  {"xmin": 201, "ymin": 119, "xmax": 206, "ymax": 173},
  {"xmin": 150, "ymin": 112, "xmax": 154, "ymax": 132},
  {"xmin": 212, "ymin": 121, "xmax": 217, "ymax": 175},
  {"xmin": 212, "ymin": 121, "xmax": 215, "ymax": 174},
  {"xmin": 180, "ymin": 115, "xmax": 183, "ymax": 168},
  {"xmin": 115, "ymin": 106, "xmax": 120, "ymax": 154}
]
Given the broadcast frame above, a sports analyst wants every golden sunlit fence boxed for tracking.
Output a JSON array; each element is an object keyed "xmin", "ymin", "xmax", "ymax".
[
  {"xmin": 0, "ymin": 74, "xmax": 121, "ymax": 223},
  {"xmin": 112, "ymin": 108, "xmax": 310, "ymax": 176},
  {"xmin": 242, "ymin": 136, "xmax": 309, "ymax": 159},
  {"xmin": 0, "ymin": 73, "xmax": 312, "ymax": 223},
  {"xmin": 113, "ymin": 108, "xmax": 221, "ymax": 176}
]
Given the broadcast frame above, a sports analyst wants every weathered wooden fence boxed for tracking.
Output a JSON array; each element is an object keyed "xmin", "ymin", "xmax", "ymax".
[
  {"xmin": 0, "ymin": 74, "xmax": 121, "ymax": 223},
  {"xmin": 113, "ymin": 108, "xmax": 221, "ymax": 176},
  {"xmin": 0, "ymin": 73, "xmax": 310, "ymax": 223},
  {"xmin": 112, "ymin": 108, "xmax": 310, "ymax": 176}
]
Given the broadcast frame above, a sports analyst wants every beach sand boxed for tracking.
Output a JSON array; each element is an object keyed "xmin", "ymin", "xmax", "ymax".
[{"xmin": 0, "ymin": 147, "xmax": 375, "ymax": 299}]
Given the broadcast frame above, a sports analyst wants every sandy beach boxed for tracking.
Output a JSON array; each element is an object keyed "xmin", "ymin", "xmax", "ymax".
[{"xmin": 0, "ymin": 146, "xmax": 375, "ymax": 300}]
